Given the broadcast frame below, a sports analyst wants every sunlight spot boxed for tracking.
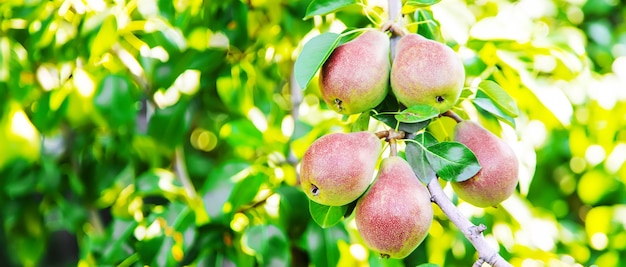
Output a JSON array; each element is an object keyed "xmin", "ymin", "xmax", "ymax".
[
  {"xmin": 591, "ymin": 232, "xmax": 608, "ymax": 250},
  {"xmin": 10, "ymin": 109, "xmax": 38, "ymax": 141},
  {"xmin": 281, "ymin": 115, "xmax": 294, "ymax": 137},
  {"xmin": 566, "ymin": 6, "xmax": 584, "ymax": 24},
  {"xmin": 274, "ymin": 167, "xmax": 284, "ymax": 180},
  {"xmin": 153, "ymin": 88, "xmax": 180, "ymax": 108},
  {"xmin": 525, "ymin": 120, "xmax": 547, "ymax": 148},
  {"xmin": 451, "ymin": 238, "xmax": 466, "ymax": 258},
  {"xmin": 173, "ymin": 69, "xmax": 201, "ymax": 95},
  {"xmin": 349, "ymin": 244, "xmax": 368, "ymax": 261},
  {"xmin": 265, "ymin": 46, "xmax": 275, "ymax": 62},
  {"xmin": 230, "ymin": 212, "xmax": 249, "ymax": 232},
  {"xmin": 209, "ymin": 32, "xmax": 229, "ymax": 49},
  {"xmin": 569, "ymin": 156, "xmax": 586, "ymax": 173},
  {"xmin": 264, "ymin": 193, "xmax": 280, "ymax": 218},
  {"xmin": 36, "ymin": 64, "xmax": 59, "ymax": 91},
  {"xmin": 191, "ymin": 129, "xmax": 218, "ymax": 152},
  {"xmin": 585, "ymin": 145, "xmax": 606, "ymax": 166},
  {"xmin": 493, "ymin": 223, "xmax": 515, "ymax": 249},
  {"xmin": 140, "ymin": 45, "xmax": 169, "ymax": 62},
  {"xmin": 534, "ymin": 55, "xmax": 557, "ymax": 73},
  {"xmin": 247, "ymin": 107, "xmax": 268, "ymax": 132},
  {"xmin": 85, "ymin": 0, "xmax": 106, "ymax": 12},
  {"xmin": 605, "ymin": 143, "xmax": 626, "ymax": 173},
  {"xmin": 134, "ymin": 225, "xmax": 147, "ymax": 240},
  {"xmin": 613, "ymin": 56, "xmax": 626, "ymax": 80},
  {"xmin": 73, "ymin": 69, "xmax": 95, "ymax": 97}
]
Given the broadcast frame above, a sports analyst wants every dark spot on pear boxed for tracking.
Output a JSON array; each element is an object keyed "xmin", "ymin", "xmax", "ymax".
[
  {"xmin": 334, "ymin": 98, "xmax": 343, "ymax": 112},
  {"xmin": 436, "ymin": 95, "xmax": 445, "ymax": 103},
  {"xmin": 310, "ymin": 184, "xmax": 320, "ymax": 196}
]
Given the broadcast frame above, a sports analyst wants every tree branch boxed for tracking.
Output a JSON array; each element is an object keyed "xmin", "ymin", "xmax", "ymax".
[
  {"xmin": 388, "ymin": 0, "xmax": 402, "ymax": 60},
  {"xmin": 427, "ymin": 178, "xmax": 512, "ymax": 267}
]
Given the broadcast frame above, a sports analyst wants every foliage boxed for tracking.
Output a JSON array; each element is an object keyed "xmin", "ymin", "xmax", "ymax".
[{"xmin": 0, "ymin": 0, "xmax": 624, "ymax": 266}]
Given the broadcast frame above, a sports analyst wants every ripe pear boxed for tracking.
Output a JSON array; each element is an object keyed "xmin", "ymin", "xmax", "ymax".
[
  {"xmin": 300, "ymin": 131, "xmax": 382, "ymax": 206},
  {"xmin": 451, "ymin": 121, "xmax": 519, "ymax": 207},
  {"xmin": 390, "ymin": 34, "xmax": 465, "ymax": 113},
  {"xmin": 320, "ymin": 30, "xmax": 390, "ymax": 115},
  {"xmin": 355, "ymin": 156, "xmax": 433, "ymax": 259}
]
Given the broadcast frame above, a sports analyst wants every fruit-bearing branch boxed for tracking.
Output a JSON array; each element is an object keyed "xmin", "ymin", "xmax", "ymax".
[
  {"xmin": 427, "ymin": 178, "xmax": 512, "ymax": 267},
  {"xmin": 385, "ymin": 0, "xmax": 512, "ymax": 265}
]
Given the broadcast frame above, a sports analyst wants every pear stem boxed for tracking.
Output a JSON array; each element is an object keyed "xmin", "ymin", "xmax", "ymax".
[
  {"xmin": 389, "ymin": 138, "xmax": 398, "ymax": 157},
  {"xmin": 442, "ymin": 110, "xmax": 463, "ymax": 123},
  {"xmin": 427, "ymin": 178, "xmax": 512, "ymax": 267}
]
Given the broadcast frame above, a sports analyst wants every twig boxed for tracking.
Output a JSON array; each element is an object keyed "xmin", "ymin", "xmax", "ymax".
[
  {"xmin": 427, "ymin": 178, "xmax": 512, "ymax": 267},
  {"xmin": 442, "ymin": 110, "xmax": 463, "ymax": 123},
  {"xmin": 388, "ymin": 0, "xmax": 402, "ymax": 60},
  {"xmin": 174, "ymin": 146, "xmax": 197, "ymax": 199}
]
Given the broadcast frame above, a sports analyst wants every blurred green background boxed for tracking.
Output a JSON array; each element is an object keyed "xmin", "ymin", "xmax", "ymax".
[{"xmin": 0, "ymin": 0, "xmax": 624, "ymax": 266}]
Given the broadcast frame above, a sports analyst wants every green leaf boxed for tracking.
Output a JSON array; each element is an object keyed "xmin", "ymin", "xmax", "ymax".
[
  {"xmin": 243, "ymin": 224, "xmax": 290, "ymax": 267},
  {"xmin": 147, "ymin": 100, "xmax": 192, "ymax": 148},
  {"xmin": 373, "ymin": 113, "xmax": 431, "ymax": 134},
  {"xmin": 308, "ymin": 200, "xmax": 347, "ymax": 228},
  {"xmin": 351, "ymin": 111, "xmax": 371, "ymax": 132},
  {"xmin": 425, "ymin": 141, "xmax": 481, "ymax": 182},
  {"xmin": 472, "ymin": 94, "xmax": 516, "ymax": 128},
  {"xmin": 405, "ymin": 132, "xmax": 438, "ymax": 184},
  {"xmin": 275, "ymin": 186, "xmax": 310, "ymax": 239},
  {"xmin": 406, "ymin": 0, "xmax": 442, "ymax": 7},
  {"xmin": 91, "ymin": 15, "xmax": 118, "ymax": 59},
  {"xmin": 94, "ymin": 74, "xmax": 137, "ymax": 129},
  {"xmin": 304, "ymin": 0, "xmax": 356, "ymax": 19},
  {"xmin": 414, "ymin": 9, "xmax": 442, "ymax": 41},
  {"xmin": 227, "ymin": 174, "xmax": 267, "ymax": 213},
  {"xmin": 395, "ymin": 104, "xmax": 439, "ymax": 123},
  {"xmin": 179, "ymin": 222, "xmax": 230, "ymax": 266},
  {"xmin": 303, "ymin": 221, "xmax": 349, "ymax": 267},
  {"xmin": 477, "ymin": 80, "xmax": 519, "ymax": 117},
  {"xmin": 417, "ymin": 264, "xmax": 441, "ymax": 267},
  {"xmin": 294, "ymin": 32, "xmax": 342, "ymax": 89}
]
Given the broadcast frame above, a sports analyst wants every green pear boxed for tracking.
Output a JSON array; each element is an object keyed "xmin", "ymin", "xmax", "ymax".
[
  {"xmin": 300, "ymin": 131, "xmax": 382, "ymax": 206},
  {"xmin": 451, "ymin": 121, "xmax": 519, "ymax": 207},
  {"xmin": 320, "ymin": 30, "xmax": 390, "ymax": 115},
  {"xmin": 390, "ymin": 34, "xmax": 465, "ymax": 113},
  {"xmin": 355, "ymin": 156, "xmax": 433, "ymax": 259}
]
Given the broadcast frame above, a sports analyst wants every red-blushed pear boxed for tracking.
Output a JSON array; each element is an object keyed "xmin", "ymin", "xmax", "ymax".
[
  {"xmin": 300, "ymin": 131, "xmax": 382, "ymax": 206},
  {"xmin": 390, "ymin": 34, "xmax": 465, "ymax": 113},
  {"xmin": 451, "ymin": 121, "xmax": 519, "ymax": 207},
  {"xmin": 320, "ymin": 30, "xmax": 390, "ymax": 115},
  {"xmin": 355, "ymin": 156, "xmax": 433, "ymax": 259}
]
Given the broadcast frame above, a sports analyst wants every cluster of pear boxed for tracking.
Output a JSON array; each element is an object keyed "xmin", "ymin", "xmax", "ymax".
[
  {"xmin": 300, "ymin": 28, "xmax": 520, "ymax": 258},
  {"xmin": 300, "ymin": 131, "xmax": 432, "ymax": 259},
  {"xmin": 300, "ymin": 127, "xmax": 519, "ymax": 258},
  {"xmin": 319, "ymin": 29, "xmax": 465, "ymax": 115}
]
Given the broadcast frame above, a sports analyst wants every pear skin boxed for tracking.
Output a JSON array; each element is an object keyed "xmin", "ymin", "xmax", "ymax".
[
  {"xmin": 451, "ymin": 121, "xmax": 519, "ymax": 207},
  {"xmin": 320, "ymin": 30, "xmax": 390, "ymax": 115},
  {"xmin": 300, "ymin": 131, "xmax": 382, "ymax": 206},
  {"xmin": 390, "ymin": 34, "xmax": 465, "ymax": 113},
  {"xmin": 355, "ymin": 156, "xmax": 433, "ymax": 259}
]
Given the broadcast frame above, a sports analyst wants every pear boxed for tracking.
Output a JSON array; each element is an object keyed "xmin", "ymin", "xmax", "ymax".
[
  {"xmin": 390, "ymin": 34, "xmax": 465, "ymax": 113},
  {"xmin": 320, "ymin": 30, "xmax": 390, "ymax": 115},
  {"xmin": 451, "ymin": 121, "xmax": 519, "ymax": 207},
  {"xmin": 300, "ymin": 131, "xmax": 382, "ymax": 206},
  {"xmin": 355, "ymin": 156, "xmax": 433, "ymax": 259}
]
